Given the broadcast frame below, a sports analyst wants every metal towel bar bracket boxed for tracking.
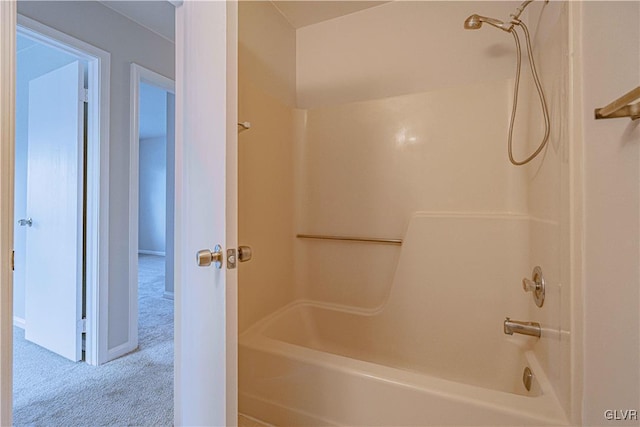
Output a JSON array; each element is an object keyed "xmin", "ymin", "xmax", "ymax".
[
  {"xmin": 594, "ymin": 86, "xmax": 640, "ymax": 120},
  {"xmin": 296, "ymin": 234, "xmax": 402, "ymax": 246}
]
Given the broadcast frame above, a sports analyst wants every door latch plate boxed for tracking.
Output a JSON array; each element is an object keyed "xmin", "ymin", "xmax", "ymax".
[{"xmin": 227, "ymin": 248, "xmax": 236, "ymax": 269}]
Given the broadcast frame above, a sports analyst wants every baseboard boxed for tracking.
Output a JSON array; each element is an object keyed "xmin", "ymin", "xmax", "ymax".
[
  {"xmin": 163, "ymin": 291, "xmax": 174, "ymax": 300},
  {"xmin": 138, "ymin": 249, "xmax": 165, "ymax": 256},
  {"xmin": 13, "ymin": 316, "xmax": 25, "ymax": 329}
]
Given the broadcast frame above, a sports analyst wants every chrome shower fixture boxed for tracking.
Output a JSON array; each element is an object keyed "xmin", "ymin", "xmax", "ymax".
[
  {"xmin": 464, "ymin": 0, "xmax": 534, "ymax": 33},
  {"xmin": 463, "ymin": 0, "xmax": 550, "ymax": 166},
  {"xmin": 463, "ymin": 14, "xmax": 509, "ymax": 32}
]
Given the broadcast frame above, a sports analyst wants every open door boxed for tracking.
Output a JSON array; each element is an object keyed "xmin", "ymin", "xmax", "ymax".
[
  {"xmin": 24, "ymin": 60, "xmax": 84, "ymax": 362},
  {"xmin": 174, "ymin": 2, "xmax": 238, "ymax": 425}
]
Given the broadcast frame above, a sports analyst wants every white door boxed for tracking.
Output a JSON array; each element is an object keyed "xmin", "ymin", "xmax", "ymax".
[
  {"xmin": 175, "ymin": 2, "xmax": 238, "ymax": 426},
  {"xmin": 24, "ymin": 61, "xmax": 84, "ymax": 362}
]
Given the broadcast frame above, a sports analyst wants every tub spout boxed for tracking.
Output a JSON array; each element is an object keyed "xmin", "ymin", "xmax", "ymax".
[{"xmin": 504, "ymin": 317, "xmax": 541, "ymax": 338}]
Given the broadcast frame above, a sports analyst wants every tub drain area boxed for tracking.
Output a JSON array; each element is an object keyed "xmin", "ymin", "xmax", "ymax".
[{"xmin": 523, "ymin": 366, "xmax": 534, "ymax": 391}]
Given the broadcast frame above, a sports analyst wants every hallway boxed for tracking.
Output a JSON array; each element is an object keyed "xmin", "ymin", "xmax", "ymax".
[{"xmin": 13, "ymin": 255, "xmax": 173, "ymax": 426}]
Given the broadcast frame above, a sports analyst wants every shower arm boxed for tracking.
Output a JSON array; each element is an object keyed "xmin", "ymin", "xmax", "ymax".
[{"xmin": 502, "ymin": 0, "xmax": 535, "ymax": 32}]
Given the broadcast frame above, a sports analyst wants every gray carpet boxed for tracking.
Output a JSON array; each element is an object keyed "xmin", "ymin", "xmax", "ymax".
[{"xmin": 13, "ymin": 254, "xmax": 174, "ymax": 426}]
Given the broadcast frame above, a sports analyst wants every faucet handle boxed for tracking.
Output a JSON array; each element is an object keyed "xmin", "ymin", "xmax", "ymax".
[
  {"xmin": 522, "ymin": 277, "xmax": 540, "ymax": 292},
  {"xmin": 522, "ymin": 266, "xmax": 545, "ymax": 307}
]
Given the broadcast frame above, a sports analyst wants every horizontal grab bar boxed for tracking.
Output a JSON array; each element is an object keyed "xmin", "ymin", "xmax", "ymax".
[{"xmin": 296, "ymin": 234, "xmax": 402, "ymax": 246}]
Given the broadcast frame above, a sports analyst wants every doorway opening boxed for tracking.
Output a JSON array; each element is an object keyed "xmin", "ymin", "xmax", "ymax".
[
  {"xmin": 129, "ymin": 64, "xmax": 176, "ymax": 422},
  {"xmin": 128, "ymin": 63, "xmax": 176, "ymax": 354},
  {"xmin": 12, "ymin": 14, "xmax": 113, "ymax": 425},
  {"xmin": 13, "ymin": 15, "xmax": 109, "ymax": 367}
]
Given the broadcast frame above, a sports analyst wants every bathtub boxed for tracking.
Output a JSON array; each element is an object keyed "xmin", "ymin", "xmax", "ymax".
[
  {"xmin": 239, "ymin": 214, "xmax": 570, "ymax": 426},
  {"xmin": 239, "ymin": 301, "xmax": 568, "ymax": 426}
]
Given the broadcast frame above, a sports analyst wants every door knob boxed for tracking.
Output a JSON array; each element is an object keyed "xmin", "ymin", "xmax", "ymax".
[
  {"xmin": 18, "ymin": 218, "xmax": 32, "ymax": 227},
  {"xmin": 196, "ymin": 244, "xmax": 223, "ymax": 268}
]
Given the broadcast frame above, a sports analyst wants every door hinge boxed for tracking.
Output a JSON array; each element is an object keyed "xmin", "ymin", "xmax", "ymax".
[
  {"xmin": 78, "ymin": 318, "xmax": 87, "ymax": 334},
  {"xmin": 11, "ymin": 250, "xmax": 14, "ymax": 271},
  {"xmin": 81, "ymin": 88, "xmax": 89, "ymax": 103}
]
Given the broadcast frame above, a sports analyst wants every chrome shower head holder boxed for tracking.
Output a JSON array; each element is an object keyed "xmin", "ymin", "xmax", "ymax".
[{"xmin": 462, "ymin": 0, "xmax": 551, "ymax": 166}]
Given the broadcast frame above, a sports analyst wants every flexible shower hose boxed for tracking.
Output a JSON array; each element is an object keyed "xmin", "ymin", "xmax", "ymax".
[{"xmin": 507, "ymin": 20, "xmax": 551, "ymax": 166}]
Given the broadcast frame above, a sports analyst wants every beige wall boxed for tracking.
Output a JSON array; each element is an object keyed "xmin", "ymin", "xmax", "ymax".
[
  {"xmin": 296, "ymin": 1, "xmax": 520, "ymax": 108},
  {"xmin": 238, "ymin": 2, "xmax": 296, "ymax": 332},
  {"xmin": 581, "ymin": 2, "xmax": 640, "ymax": 425},
  {"xmin": 239, "ymin": 1, "xmax": 296, "ymax": 108}
]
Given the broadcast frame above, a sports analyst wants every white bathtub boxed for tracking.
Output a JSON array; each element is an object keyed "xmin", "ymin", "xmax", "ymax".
[
  {"xmin": 239, "ymin": 301, "xmax": 568, "ymax": 426},
  {"xmin": 239, "ymin": 214, "xmax": 570, "ymax": 426}
]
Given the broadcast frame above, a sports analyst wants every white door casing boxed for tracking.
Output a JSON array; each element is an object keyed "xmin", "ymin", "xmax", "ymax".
[
  {"xmin": 174, "ymin": 1, "xmax": 238, "ymax": 425},
  {"xmin": 0, "ymin": 1, "xmax": 17, "ymax": 425},
  {"xmin": 24, "ymin": 61, "xmax": 84, "ymax": 362}
]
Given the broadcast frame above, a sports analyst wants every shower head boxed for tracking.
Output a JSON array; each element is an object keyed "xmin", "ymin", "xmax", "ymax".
[
  {"xmin": 463, "ymin": 14, "xmax": 483, "ymax": 29},
  {"xmin": 463, "ymin": 14, "xmax": 511, "ymax": 32},
  {"xmin": 464, "ymin": 0, "xmax": 539, "ymax": 32}
]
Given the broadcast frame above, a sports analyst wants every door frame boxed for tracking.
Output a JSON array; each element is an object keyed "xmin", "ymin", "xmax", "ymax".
[
  {"xmin": 15, "ymin": 16, "xmax": 111, "ymax": 366},
  {"xmin": 0, "ymin": 2, "xmax": 16, "ymax": 423},
  {"xmin": 128, "ymin": 63, "xmax": 175, "ymax": 354}
]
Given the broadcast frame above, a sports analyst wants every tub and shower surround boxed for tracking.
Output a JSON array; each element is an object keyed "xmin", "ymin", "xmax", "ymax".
[
  {"xmin": 239, "ymin": 80, "xmax": 568, "ymax": 426},
  {"xmin": 237, "ymin": 0, "xmax": 574, "ymax": 424}
]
